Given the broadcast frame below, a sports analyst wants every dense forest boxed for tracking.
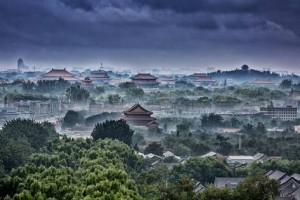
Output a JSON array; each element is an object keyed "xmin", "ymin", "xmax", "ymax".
[{"xmin": 0, "ymin": 118, "xmax": 298, "ymax": 200}]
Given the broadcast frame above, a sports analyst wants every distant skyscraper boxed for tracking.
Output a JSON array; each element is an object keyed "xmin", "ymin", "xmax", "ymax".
[{"xmin": 17, "ymin": 58, "xmax": 29, "ymax": 71}]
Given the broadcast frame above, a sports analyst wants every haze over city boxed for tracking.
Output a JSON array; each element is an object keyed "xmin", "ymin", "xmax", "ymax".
[{"xmin": 2, "ymin": 1, "xmax": 300, "ymax": 200}]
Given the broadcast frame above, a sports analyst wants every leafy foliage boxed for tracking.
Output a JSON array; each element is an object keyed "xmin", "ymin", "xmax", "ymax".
[
  {"xmin": 171, "ymin": 157, "xmax": 232, "ymax": 184},
  {"xmin": 85, "ymin": 112, "xmax": 122, "ymax": 126},
  {"xmin": 22, "ymin": 78, "xmax": 70, "ymax": 93},
  {"xmin": 65, "ymin": 85, "xmax": 90, "ymax": 103},
  {"xmin": 144, "ymin": 142, "xmax": 164, "ymax": 156},
  {"xmin": 2, "ymin": 119, "xmax": 58, "ymax": 149},
  {"xmin": 91, "ymin": 120, "xmax": 134, "ymax": 146},
  {"xmin": 201, "ymin": 113, "xmax": 223, "ymax": 127},
  {"xmin": 0, "ymin": 119, "xmax": 58, "ymax": 173},
  {"xmin": 0, "ymin": 138, "xmax": 143, "ymax": 200},
  {"xmin": 61, "ymin": 110, "xmax": 85, "ymax": 129}
]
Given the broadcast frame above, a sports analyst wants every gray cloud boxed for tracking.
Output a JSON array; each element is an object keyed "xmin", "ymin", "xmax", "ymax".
[
  {"xmin": 0, "ymin": 0, "xmax": 299, "ymax": 71},
  {"xmin": 134, "ymin": 0, "xmax": 259, "ymax": 14}
]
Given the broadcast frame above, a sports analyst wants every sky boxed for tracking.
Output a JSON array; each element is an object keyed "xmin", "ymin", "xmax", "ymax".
[{"xmin": 0, "ymin": 0, "xmax": 300, "ymax": 73}]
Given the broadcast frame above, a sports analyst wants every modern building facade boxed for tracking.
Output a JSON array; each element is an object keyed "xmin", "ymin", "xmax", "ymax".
[{"xmin": 260, "ymin": 105, "xmax": 297, "ymax": 121}]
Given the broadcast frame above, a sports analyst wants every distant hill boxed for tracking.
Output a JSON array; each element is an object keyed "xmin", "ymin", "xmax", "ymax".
[{"xmin": 208, "ymin": 65, "xmax": 300, "ymax": 82}]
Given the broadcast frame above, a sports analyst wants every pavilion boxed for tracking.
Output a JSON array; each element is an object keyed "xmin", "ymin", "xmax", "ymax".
[{"xmin": 122, "ymin": 104, "xmax": 157, "ymax": 126}]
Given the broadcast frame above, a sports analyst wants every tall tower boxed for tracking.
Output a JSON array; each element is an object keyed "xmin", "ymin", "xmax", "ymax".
[
  {"xmin": 17, "ymin": 58, "xmax": 29, "ymax": 71},
  {"xmin": 238, "ymin": 133, "xmax": 242, "ymax": 150}
]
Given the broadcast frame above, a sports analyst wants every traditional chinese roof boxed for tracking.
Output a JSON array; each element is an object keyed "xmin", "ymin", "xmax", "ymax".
[
  {"xmin": 131, "ymin": 73, "xmax": 158, "ymax": 80},
  {"xmin": 122, "ymin": 117, "xmax": 156, "ymax": 121},
  {"xmin": 147, "ymin": 120, "xmax": 159, "ymax": 126},
  {"xmin": 252, "ymin": 79, "xmax": 274, "ymax": 84},
  {"xmin": 194, "ymin": 76, "xmax": 216, "ymax": 82},
  {"xmin": 90, "ymin": 70, "xmax": 110, "ymax": 79},
  {"xmin": 159, "ymin": 76, "xmax": 176, "ymax": 81},
  {"xmin": 82, "ymin": 76, "xmax": 92, "ymax": 83},
  {"xmin": 189, "ymin": 73, "xmax": 216, "ymax": 83},
  {"xmin": 268, "ymin": 170, "xmax": 287, "ymax": 180},
  {"xmin": 124, "ymin": 104, "xmax": 153, "ymax": 115},
  {"xmin": 40, "ymin": 68, "xmax": 78, "ymax": 81},
  {"xmin": 189, "ymin": 73, "xmax": 207, "ymax": 78},
  {"xmin": 193, "ymin": 182, "xmax": 205, "ymax": 193}
]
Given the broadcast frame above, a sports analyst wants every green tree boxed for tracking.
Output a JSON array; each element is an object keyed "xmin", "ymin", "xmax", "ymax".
[
  {"xmin": 144, "ymin": 142, "xmax": 164, "ymax": 156},
  {"xmin": 235, "ymin": 173, "xmax": 279, "ymax": 200},
  {"xmin": 0, "ymin": 138, "xmax": 143, "ymax": 200},
  {"xmin": 159, "ymin": 176, "xmax": 197, "ymax": 200},
  {"xmin": 61, "ymin": 110, "xmax": 85, "ymax": 129},
  {"xmin": 176, "ymin": 121, "xmax": 191, "ymax": 134},
  {"xmin": 0, "ymin": 135, "xmax": 33, "ymax": 173},
  {"xmin": 256, "ymin": 122, "xmax": 267, "ymax": 135},
  {"xmin": 108, "ymin": 94, "xmax": 121, "ymax": 104},
  {"xmin": 241, "ymin": 64, "xmax": 249, "ymax": 71},
  {"xmin": 119, "ymin": 82, "xmax": 136, "ymax": 90},
  {"xmin": 215, "ymin": 134, "xmax": 232, "ymax": 155},
  {"xmin": 65, "ymin": 85, "xmax": 90, "ymax": 103},
  {"xmin": 171, "ymin": 157, "xmax": 231, "ymax": 184},
  {"xmin": 199, "ymin": 185, "xmax": 233, "ymax": 200},
  {"xmin": 94, "ymin": 86, "xmax": 105, "ymax": 94},
  {"xmin": 280, "ymin": 79, "xmax": 293, "ymax": 88},
  {"xmin": 1, "ymin": 119, "xmax": 54, "ymax": 149},
  {"xmin": 201, "ymin": 113, "xmax": 223, "ymax": 127},
  {"xmin": 22, "ymin": 81, "xmax": 35, "ymax": 92},
  {"xmin": 91, "ymin": 120, "xmax": 134, "ymax": 146}
]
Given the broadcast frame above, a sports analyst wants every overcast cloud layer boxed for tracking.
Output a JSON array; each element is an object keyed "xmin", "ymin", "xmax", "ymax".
[{"xmin": 0, "ymin": 0, "xmax": 300, "ymax": 72}]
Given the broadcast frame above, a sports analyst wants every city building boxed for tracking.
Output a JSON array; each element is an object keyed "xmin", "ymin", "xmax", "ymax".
[
  {"xmin": 252, "ymin": 79, "xmax": 275, "ymax": 86},
  {"xmin": 82, "ymin": 77, "xmax": 93, "ymax": 85},
  {"xmin": 89, "ymin": 70, "xmax": 110, "ymax": 83},
  {"xmin": 131, "ymin": 73, "xmax": 159, "ymax": 88},
  {"xmin": 288, "ymin": 89, "xmax": 300, "ymax": 100},
  {"xmin": 158, "ymin": 76, "xmax": 176, "ymax": 85},
  {"xmin": 14, "ymin": 100, "xmax": 61, "ymax": 118},
  {"xmin": 122, "ymin": 103, "xmax": 157, "ymax": 126},
  {"xmin": 226, "ymin": 156, "xmax": 254, "ymax": 165},
  {"xmin": 39, "ymin": 68, "xmax": 78, "ymax": 82},
  {"xmin": 267, "ymin": 170, "xmax": 300, "ymax": 200},
  {"xmin": 285, "ymin": 89, "xmax": 300, "ymax": 108},
  {"xmin": 188, "ymin": 73, "xmax": 218, "ymax": 86},
  {"xmin": 260, "ymin": 105, "xmax": 297, "ymax": 121},
  {"xmin": 214, "ymin": 177, "xmax": 244, "ymax": 189}
]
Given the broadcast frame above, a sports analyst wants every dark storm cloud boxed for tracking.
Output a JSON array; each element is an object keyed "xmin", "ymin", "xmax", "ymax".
[
  {"xmin": 0, "ymin": 0, "xmax": 300, "ymax": 70},
  {"xmin": 60, "ymin": 0, "xmax": 93, "ymax": 11},
  {"xmin": 134, "ymin": 0, "xmax": 259, "ymax": 14}
]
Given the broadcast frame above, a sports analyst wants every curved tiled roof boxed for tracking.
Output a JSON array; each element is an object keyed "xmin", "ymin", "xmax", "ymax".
[
  {"xmin": 42, "ymin": 68, "xmax": 75, "ymax": 77},
  {"xmin": 40, "ymin": 68, "xmax": 78, "ymax": 81},
  {"xmin": 252, "ymin": 79, "xmax": 274, "ymax": 84},
  {"xmin": 131, "ymin": 73, "xmax": 158, "ymax": 80},
  {"xmin": 90, "ymin": 70, "xmax": 110, "ymax": 79},
  {"xmin": 124, "ymin": 104, "xmax": 153, "ymax": 115}
]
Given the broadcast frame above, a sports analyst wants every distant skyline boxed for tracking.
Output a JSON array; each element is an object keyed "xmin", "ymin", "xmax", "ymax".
[{"xmin": 0, "ymin": 0, "xmax": 300, "ymax": 73}]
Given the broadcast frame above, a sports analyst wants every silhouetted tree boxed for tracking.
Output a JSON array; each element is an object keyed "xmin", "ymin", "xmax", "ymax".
[
  {"xmin": 91, "ymin": 120, "xmax": 134, "ymax": 146},
  {"xmin": 144, "ymin": 142, "xmax": 164, "ymax": 156}
]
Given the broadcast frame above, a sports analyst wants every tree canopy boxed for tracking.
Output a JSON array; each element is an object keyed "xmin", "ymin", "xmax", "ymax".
[
  {"xmin": 91, "ymin": 120, "xmax": 134, "ymax": 146},
  {"xmin": 0, "ymin": 138, "xmax": 143, "ymax": 200}
]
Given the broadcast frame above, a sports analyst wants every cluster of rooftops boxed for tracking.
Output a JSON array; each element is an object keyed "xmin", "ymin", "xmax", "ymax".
[
  {"xmin": 137, "ymin": 148, "xmax": 300, "ymax": 199},
  {"xmin": 38, "ymin": 68, "xmax": 279, "ymax": 87}
]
